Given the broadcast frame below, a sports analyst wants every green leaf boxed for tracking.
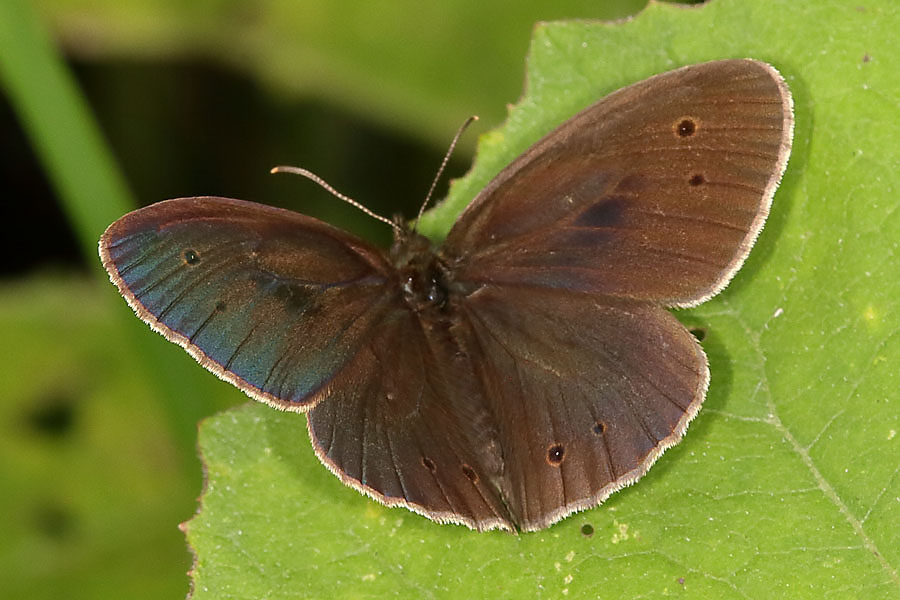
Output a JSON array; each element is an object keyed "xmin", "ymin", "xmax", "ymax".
[
  {"xmin": 0, "ymin": 276, "xmax": 200, "ymax": 600},
  {"xmin": 188, "ymin": 0, "xmax": 900, "ymax": 597},
  {"xmin": 0, "ymin": 0, "xmax": 231, "ymax": 463},
  {"xmin": 35, "ymin": 0, "xmax": 648, "ymax": 147}
]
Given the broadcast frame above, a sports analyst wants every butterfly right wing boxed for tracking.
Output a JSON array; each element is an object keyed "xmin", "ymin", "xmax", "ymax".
[
  {"xmin": 421, "ymin": 60, "xmax": 789, "ymax": 529},
  {"xmin": 100, "ymin": 197, "xmax": 400, "ymax": 411}
]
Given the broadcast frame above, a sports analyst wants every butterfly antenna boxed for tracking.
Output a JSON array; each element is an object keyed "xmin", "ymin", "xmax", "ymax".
[
  {"xmin": 413, "ymin": 115, "xmax": 479, "ymax": 230},
  {"xmin": 270, "ymin": 166, "xmax": 399, "ymax": 231}
]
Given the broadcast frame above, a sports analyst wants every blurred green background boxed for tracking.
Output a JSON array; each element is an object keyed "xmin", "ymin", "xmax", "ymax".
[{"xmin": 0, "ymin": 1, "xmax": 701, "ymax": 598}]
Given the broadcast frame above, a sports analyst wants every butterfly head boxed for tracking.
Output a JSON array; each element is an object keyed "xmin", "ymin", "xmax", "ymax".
[{"xmin": 390, "ymin": 223, "xmax": 450, "ymax": 312}]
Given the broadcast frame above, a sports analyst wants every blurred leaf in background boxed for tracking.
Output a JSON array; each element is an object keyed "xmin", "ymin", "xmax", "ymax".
[{"xmin": 0, "ymin": 276, "xmax": 197, "ymax": 599}]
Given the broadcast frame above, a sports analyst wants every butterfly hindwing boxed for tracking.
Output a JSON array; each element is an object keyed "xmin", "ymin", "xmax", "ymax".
[
  {"xmin": 305, "ymin": 304, "xmax": 515, "ymax": 531},
  {"xmin": 456, "ymin": 286, "xmax": 707, "ymax": 531}
]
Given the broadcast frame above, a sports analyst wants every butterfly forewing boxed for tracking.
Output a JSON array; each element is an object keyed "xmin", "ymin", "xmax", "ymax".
[
  {"xmin": 100, "ymin": 197, "xmax": 399, "ymax": 410},
  {"xmin": 443, "ymin": 59, "xmax": 793, "ymax": 307}
]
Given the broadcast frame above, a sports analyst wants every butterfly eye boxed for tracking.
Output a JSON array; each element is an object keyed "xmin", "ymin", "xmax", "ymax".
[{"xmin": 426, "ymin": 279, "xmax": 447, "ymax": 307}]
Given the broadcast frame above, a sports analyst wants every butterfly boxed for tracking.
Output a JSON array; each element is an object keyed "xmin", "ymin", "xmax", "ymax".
[{"xmin": 99, "ymin": 59, "xmax": 793, "ymax": 532}]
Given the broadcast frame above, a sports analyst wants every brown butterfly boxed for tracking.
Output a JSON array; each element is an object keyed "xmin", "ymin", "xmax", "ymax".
[{"xmin": 99, "ymin": 59, "xmax": 793, "ymax": 532}]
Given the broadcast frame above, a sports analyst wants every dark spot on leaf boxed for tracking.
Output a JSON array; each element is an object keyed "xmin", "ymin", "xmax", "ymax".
[
  {"xmin": 461, "ymin": 464, "xmax": 478, "ymax": 483},
  {"xmin": 34, "ymin": 503, "xmax": 73, "ymax": 539},
  {"xmin": 862, "ymin": 53, "xmax": 871, "ymax": 63},
  {"xmin": 581, "ymin": 523, "xmax": 594, "ymax": 537},
  {"xmin": 183, "ymin": 249, "xmax": 200, "ymax": 265},
  {"xmin": 678, "ymin": 577, "xmax": 686, "ymax": 585},
  {"xmin": 676, "ymin": 118, "xmax": 697, "ymax": 137},
  {"xmin": 690, "ymin": 327, "xmax": 707, "ymax": 342},
  {"xmin": 689, "ymin": 173, "xmax": 705, "ymax": 186},
  {"xmin": 547, "ymin": 444, "xmax": 565, "ymax": 465},
  {"xmin": 26, "ymin": 396, "xmax": 75, "ymax": 437},
  {"xmin": 422, "ymin": 457, "xmax": 436, "ymax": 472}
]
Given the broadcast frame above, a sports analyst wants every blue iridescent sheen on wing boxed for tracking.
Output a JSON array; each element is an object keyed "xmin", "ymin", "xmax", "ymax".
[{"xmin": 101, "ymin": 197, "xmax": 399, "ymax": 409}]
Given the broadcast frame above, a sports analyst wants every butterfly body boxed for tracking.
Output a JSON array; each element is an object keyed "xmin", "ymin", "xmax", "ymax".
[
  {"xmin": 390, "ymin": 228, "xmax": 452, "ymax": 312},
  {"xmin": 101, "ymin": 59, "xmax": 793, "ymax": 531}
]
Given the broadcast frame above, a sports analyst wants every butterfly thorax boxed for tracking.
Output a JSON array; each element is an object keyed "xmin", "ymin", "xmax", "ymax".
[{"xmin": 390, "ymin": 226, "xmax": 450, "ymax": 313}]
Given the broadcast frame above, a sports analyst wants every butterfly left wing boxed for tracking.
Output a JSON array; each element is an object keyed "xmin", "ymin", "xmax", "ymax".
[
  {"xmin": 103, "ymin": 198, "xmax": 517, "ymax": 529},
  {"xmin": 100, "ymin": 197, "xmax": 400, "ymax": 410}
]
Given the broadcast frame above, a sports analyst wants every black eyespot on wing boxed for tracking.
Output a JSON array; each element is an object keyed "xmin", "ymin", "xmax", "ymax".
[
  {"xmin": 421, "ymin": 457, "xmax": 437, "ymax": 472},
  {"xmin": 675, "ymin": 118, "xmax": 697, "ymax": 137},
  {"xmin": 461, "ymin": 464, "xmax": 478, "ymax": 483},
  {"xmin": 592, "ymin": 420, "xmax": 607, "ymax": 436},
  {"xmin": 689, "ymin": 173, "xmax": 706, "ymax": 186},
  {"xmin": 182, "ymin": 249, "xmax": 200, "ymax": 265},
  {"xmin": 547, "ymin": 443, "xmax": 565, "ymax": 465}
]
